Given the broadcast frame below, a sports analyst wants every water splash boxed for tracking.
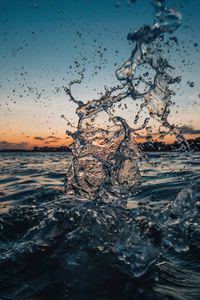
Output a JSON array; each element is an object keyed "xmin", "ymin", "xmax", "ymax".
[
  {"xmin": 1, "ymin": 1, "xmax": 199, "ymax": 299},
  {"xmin": 0, "ymin": 183, "xmax": 199, "ymax": 298},
  {"xmin": 64, "ymin": 0, "xmax": 187, "ymax": 202}
]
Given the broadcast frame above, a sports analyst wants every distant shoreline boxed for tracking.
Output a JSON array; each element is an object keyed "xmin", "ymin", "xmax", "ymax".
[
  {"xmin": 0, "ymin": 148, "xmax": 72, "ymax": 153},
  {"xmin": 0, "ymin": 149, "xmax": 164, "ymax": 153},
  {"xmin": 1, "ymin": 137, "xmax": 200, "ymax": 153}
]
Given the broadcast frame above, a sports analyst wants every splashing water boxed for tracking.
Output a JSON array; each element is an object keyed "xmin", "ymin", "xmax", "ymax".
[
  {"xmin": 64, "ymin": 0, "xmax": 187, "ymax": 202},
  {"xmin": 1, "ymin": 1, "xmax": 200, "ymax": 299}
]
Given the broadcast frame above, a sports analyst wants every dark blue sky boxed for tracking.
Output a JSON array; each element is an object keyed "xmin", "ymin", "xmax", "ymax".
[{"xmin": 0, "ymin": 0, "xmax": 200, "ymax": 148}]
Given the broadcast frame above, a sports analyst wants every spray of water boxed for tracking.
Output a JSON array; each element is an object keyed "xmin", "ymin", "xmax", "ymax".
[
  {"xmin": 0, "ymin": 3, "xmax": 200, "ymax": 298},
  {"xmin": 63, "ymin": 0, "xmax": 187, "ymax": 202}
]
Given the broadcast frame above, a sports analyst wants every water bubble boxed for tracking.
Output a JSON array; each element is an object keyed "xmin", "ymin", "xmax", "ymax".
[
  {"xmin": 189, "ymin": 82, "xmax": 195, "ymax": 88},
  {"xmin": 115, "ymin": 1, "xmax": 120, "ymax": 9}
]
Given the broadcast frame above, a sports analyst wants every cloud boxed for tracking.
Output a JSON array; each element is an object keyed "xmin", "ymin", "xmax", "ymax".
[
  {"xmin": 34, "ymin": 136, "xmax": 44, "ymax": 141},
  {"xmin": 47, "ymin": 136, "xmax": 60, "ymax": 140},
  {"xmin": 44, "ymin": 140, "xmax": 58, "ymax": 144},
  {"xmin": 33, "ymin": 136, "xmax": 61, "ymax": 144},
  {"xmin": 180, "ymin": 125, "xmax": 200, "ymax": 135},
  {"xmin": 34, "ymin": 136, "xmax": 61, "ymax": 141},
  {"xmin": 0, "ymin": 141, "xmax": 29, "ymax": 150},
  {"xmin": 44, "ymin": 141, "xmax": 52, "ymax": 144},
  {"xmin": 34, "ymin": 135, "xmax": 61, "ymax": 141}
]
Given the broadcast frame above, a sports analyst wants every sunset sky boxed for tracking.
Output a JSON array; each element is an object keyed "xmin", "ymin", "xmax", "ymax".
[{"xmin": 0, "ymin": 0, "xmax": 200, "ymax": 150}]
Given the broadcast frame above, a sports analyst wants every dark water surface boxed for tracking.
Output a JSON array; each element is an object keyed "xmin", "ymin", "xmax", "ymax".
[{"xmin": 0, "ymin": 152, "xmax": 200, "ymax": 300}]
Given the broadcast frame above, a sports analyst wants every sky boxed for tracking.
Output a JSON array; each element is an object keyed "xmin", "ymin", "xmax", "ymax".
[{"xmin": 0, "ymin": 0, "xmax": 200, "ymax": 149}]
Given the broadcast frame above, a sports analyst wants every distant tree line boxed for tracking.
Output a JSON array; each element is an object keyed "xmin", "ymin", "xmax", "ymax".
[
  {"xmin": 139, "ymin": 137, "xmax": 200, "ymax": 152},
  {"xmin": 1, "ymin": 138, "xmax": 200, "ymax": 152}
]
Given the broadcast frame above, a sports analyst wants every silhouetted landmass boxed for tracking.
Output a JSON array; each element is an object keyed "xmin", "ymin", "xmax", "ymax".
[
  {"xmin": 32, "ymin": 146, "xmax": 72, "ymax": 152},
  {"xmin": 1, "ymin": 138, "xmax": 200, "ymax": 152},
  {"xmin": 139, "ymin": 137, "xmax": 200, "ymax": 152},
  {"xmin": 0, "ymin": 146, "xmax": 72, "ymax": 153}
]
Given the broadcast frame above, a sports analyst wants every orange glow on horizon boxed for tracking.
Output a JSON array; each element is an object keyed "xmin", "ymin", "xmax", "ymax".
[
  {"xmin": 0, "ymin": 134, "xmax": 73, "ymax": 150},
  {"xmin": 1, "ymin": 132, "xmax": 200, "ymax": 150}
]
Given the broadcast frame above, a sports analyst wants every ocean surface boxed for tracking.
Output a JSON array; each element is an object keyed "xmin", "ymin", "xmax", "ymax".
[{"xmin": 0, "ymin": 151, "xmax": 200, "ymax": 300}]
